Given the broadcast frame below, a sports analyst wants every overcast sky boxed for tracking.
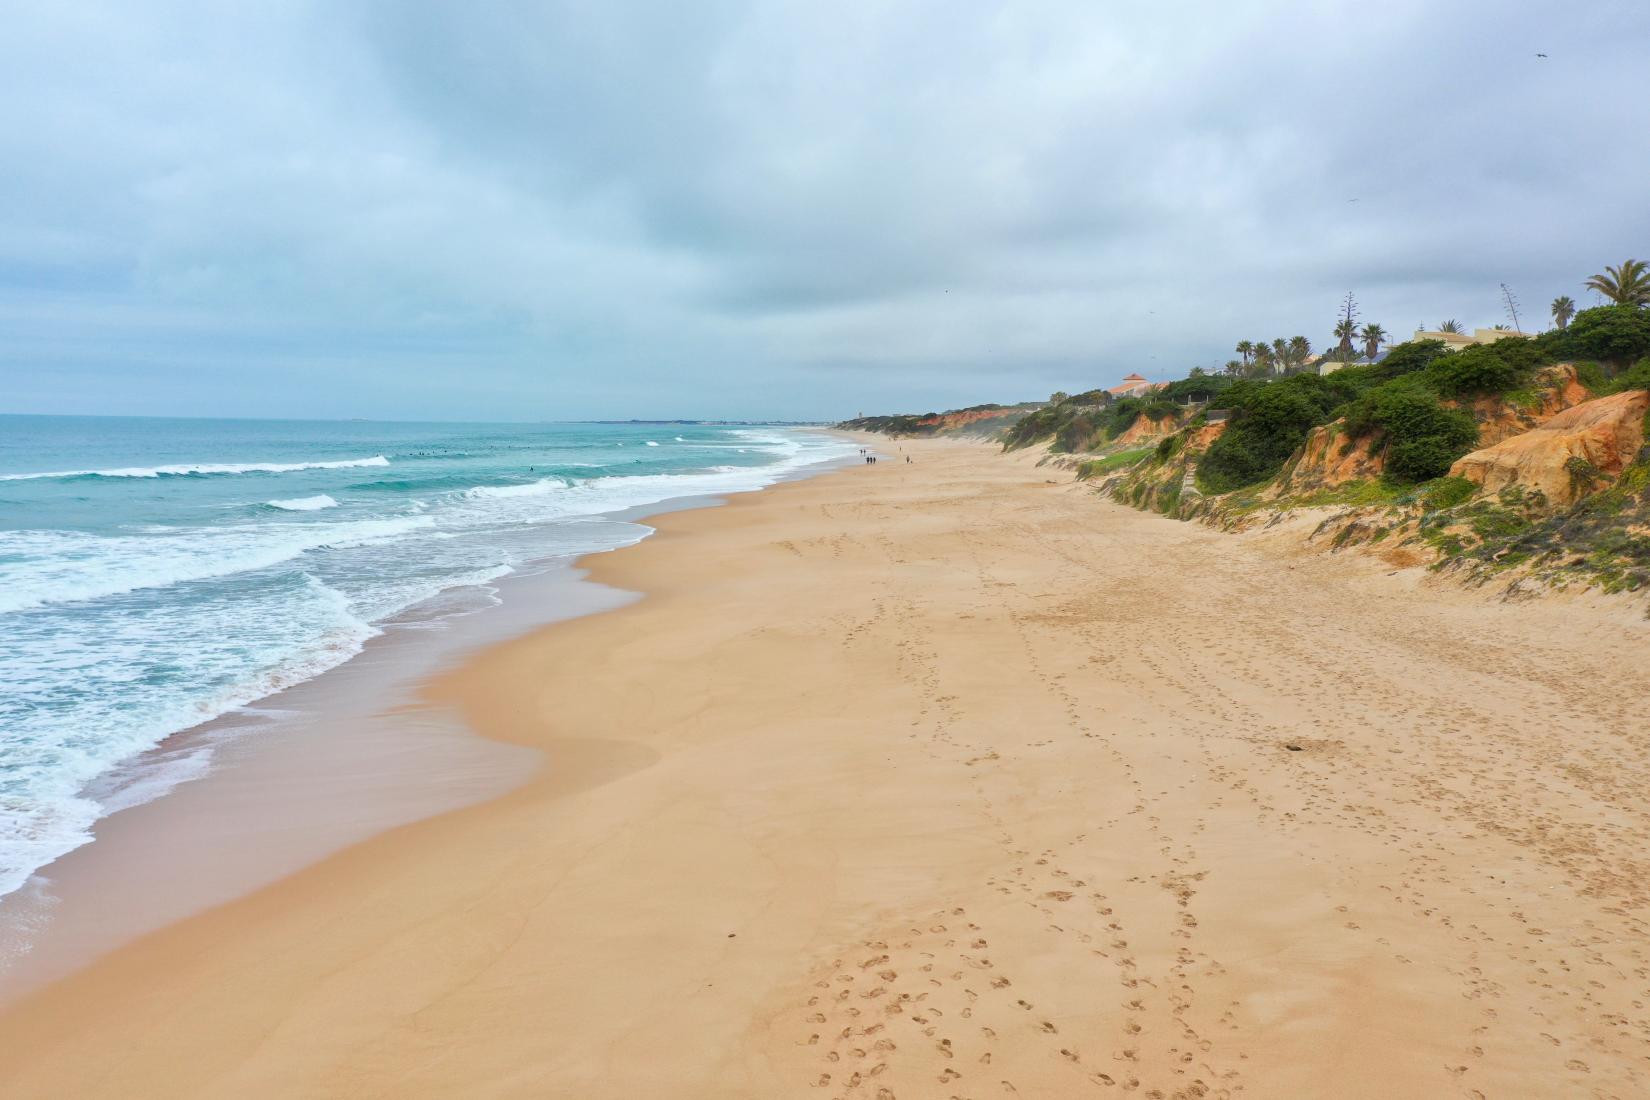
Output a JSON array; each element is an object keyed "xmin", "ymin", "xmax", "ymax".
[{"xmin": 3, "ymin": 1, "xmax": 1647, "ymax": 421}]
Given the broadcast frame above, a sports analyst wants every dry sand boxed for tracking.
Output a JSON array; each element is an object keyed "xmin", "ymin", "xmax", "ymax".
[{"xmin": 1, "ymin": 436, "xmax": 1648, "ymax": 1099}]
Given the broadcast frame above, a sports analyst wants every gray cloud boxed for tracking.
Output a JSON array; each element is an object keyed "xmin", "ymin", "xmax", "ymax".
[{"xmin": 3, "ymin": 0, "xmax": 1647, "ymax": 420}]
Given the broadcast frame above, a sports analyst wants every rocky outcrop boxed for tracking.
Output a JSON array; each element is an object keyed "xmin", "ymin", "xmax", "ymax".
[
  {"xmin": 1272, "ymin": 364, "xmax": 1597, "ymax": 498},
  {"xmin": 1185, "ymin": 421, "xmax": 1226, "ymax": 450},
  {"xmin": 1098, "ymin": 419, "xmax": 1228, "ymax": 519},
  {"xmin": 1462, "ymin": 364, "xmax": 1592, "ymax": 446},
  {"xmin": 1113, "ymin": 413, "xmax": 1178, "ymax": 446},
  {"xmin": 1273, "ymin": 420, "xmax": 1383, "ymax": 493},
  {"xmin": 1449, "ymin": 390, "xmax": 1649, "ymax": 507}
]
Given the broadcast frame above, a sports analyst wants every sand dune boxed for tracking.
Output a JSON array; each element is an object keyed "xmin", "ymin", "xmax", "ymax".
[{"xmin": 1, "ymin": 436, "xmax": 1647, "ymax": 1098}]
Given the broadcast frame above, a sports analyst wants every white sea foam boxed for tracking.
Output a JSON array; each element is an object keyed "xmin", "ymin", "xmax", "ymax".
[
  {"xmin": 0, "ymin": 455, "xmax": 389, "ymax": 481},
  {"xmin": 86, "ymin": 742, "xmax": 218, "ymax": 816},
  {"xmin": 645, "ymin": 440, "xmax": 660, "ymax": 446},
  {"xmin": 266, "ymin": 494, "xmax": 339, "ymax": 511},
  {"xmin": 0, "ymin": 575, "xmax": 377, "ymax": 900},
  {"xmin": 0, "ymin": 426, "xmax": 858, "ymax": 906},
  {"xmin": 0, "ymin": 515, "xmax": 431, "ymax": 614},
  {"xmin": 449, "ymin": 432, "xmax": 853, "ymax": 529},
  {"xmin": 462, "ymin": 478, "xmax": 566, "ymax": 500}
]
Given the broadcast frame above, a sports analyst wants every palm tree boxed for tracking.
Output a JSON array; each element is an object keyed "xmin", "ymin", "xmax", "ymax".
[
  {"xmin": 1360, "ymin": 323, "xmax": 1386, "ymax": 360},
  {"xmin": 1438, "ymin": 319, "xmax": 1464, "ymax": 334},
  {"xmin": 1334, "ymin": 317, "xmax": 1358, "ymax": 361},
  {"xmin": 1584, "ymin": 259, "xmax": 1650, "ymax": 306},
  {"xmin": 1272, "ymin": 338, "xmax": 1289, "ymax": 373},
  {"xmin": 1223, "ymin": 359, "xmax": 1244, "ymax": 377},
  {"xmin": 1235, "ymin": 340, "xmax": 1254, "ymax": 367},
  {"xmin": 1253, "ymin": 343, "xmax": 1276, "ymax": 375},
  {"xmin": 1287, "ymin": 335, "xmax": 1311, "ymax": 369},
  {"xmin": 1551, "ymin": 295, "xmax": 1576, "ymax": 330}
]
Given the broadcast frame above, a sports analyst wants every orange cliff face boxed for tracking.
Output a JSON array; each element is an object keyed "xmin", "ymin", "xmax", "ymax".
[
  {"xmin": 1186, "ymin": 421, "xmax": 1226, "ymax": 450},
  {"xmin": 1276, "ymin": 365, "xmax": 1598, "ymax": 496},
  {"xmin": 1464, "ymin": 364, "xmax": 1593, "ymax": 447},
  {"xmin": 914, "ymin": 408, "xmax": 1027, "ymax": 433},
  {"xmin": 1276, "ymin": 423, "xmax": 1385, "ymax": 493},
  {"xmin": 1112, "ymin": 412, "xmax": 1177, "ymax": 446},
  {"xmin": 1449, "ymin": 389, "xmax": 1649, "ymax": 507}
]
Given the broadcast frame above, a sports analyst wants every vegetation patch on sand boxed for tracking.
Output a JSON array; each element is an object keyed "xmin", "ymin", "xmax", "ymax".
[{"xmin": 1076, "ymin": 448, "xmax": 1153, "ymax": 479}]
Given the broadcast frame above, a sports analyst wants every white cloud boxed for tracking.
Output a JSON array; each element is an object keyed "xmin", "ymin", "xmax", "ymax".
[{"xmin": 2, "ymin": 0, "xmax": 1647, "ymax": 419}]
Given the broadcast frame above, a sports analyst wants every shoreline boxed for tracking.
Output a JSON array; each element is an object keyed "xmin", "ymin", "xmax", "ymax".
[
  {"xmin": 2, "ymin": 436, "xmax": 1648, "ymax": 1097},
  {"xmin": 0, "ymin": 439, "xmax": 859, "ymax": 1002}
]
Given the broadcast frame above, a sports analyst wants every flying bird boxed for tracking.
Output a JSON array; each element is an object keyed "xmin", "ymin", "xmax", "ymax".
[{"xmin": 1535, "ymin": 52, "xmax": 1547, "ymax": 58}]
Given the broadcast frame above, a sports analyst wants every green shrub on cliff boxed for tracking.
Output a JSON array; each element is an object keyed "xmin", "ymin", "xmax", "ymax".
[
  {"xmin": 1197, "ymin": 375, "xmax": 1349, "ymax": 492},
  {"xmin": 1549, "ymin": 305, "xmax": 1650, "ymax": 367},
  {"xmin": 1196, "ymin": 372, "xmax": 1376, "ymax": 492},
  {"xmin": 1341, "ymin": 378, "xmax": 1479, "ymax": 482},
  {"xmin": 1001, "ymin": 405, "xmax": 1069, "ymax": 449},
  {"xmin": 1374, "ymin": 339, "xmax": 1452, "ymax": 380},
  {"xmin": 1600, "ymin": 358, "xmax": 1650, "ymax": 395},
  {"xmin": 1420, "ymin": 475, "xmax": 1478, "ymax": 511},
  {"xmin": 1098, "ymin": 396, "xmax": 1150, "ymax": 440},
  {"xmin": 1008, "ymin": 392, "xmax": 1187, "ymax": 453},
  {"xmin": 1053, "ymin": 413, "xmax": 1101, "ymax": 452},
  {"xmin": 1332, "ymin": 339, "xmax": 1545, "ymax": 485},
  {"xmin": 1423, "ymin": 338, "xmax": 1543, "ymax": 397},
  {"xmin": 1157, "ymin": 374, "xmax": 1231, "ymax": 405}
]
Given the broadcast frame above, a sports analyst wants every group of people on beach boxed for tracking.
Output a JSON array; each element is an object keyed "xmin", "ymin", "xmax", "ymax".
[{"xmin": 858, "ymin": 448, "xmax": 911, "ymax": 465}]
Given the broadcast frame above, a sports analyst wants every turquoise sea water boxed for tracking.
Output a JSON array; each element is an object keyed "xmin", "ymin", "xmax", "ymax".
[{"xmin": 0, "ymin": 415, "xmax": 853, "ymax": 899}]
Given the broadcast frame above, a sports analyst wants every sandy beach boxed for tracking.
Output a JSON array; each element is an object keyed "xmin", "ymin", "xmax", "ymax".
[{"xmin": 2, "ymin": 436, "xmax": 1648, "ymax": 1098}]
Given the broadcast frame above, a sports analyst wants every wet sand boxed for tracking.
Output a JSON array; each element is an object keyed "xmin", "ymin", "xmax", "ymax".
[
  {"xmin": 0, "ymin": 557, "xmax": 622, "ymax": 1000},
  {"xmin": 1, "ymin": 436, "xmax": 1647, "ymax": 1098}
]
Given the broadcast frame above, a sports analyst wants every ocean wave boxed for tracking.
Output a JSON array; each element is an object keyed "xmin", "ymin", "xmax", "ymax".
[
  {"xmin": 0, "ymin": 455, "xmax": 389, "ymax": 482},
  {"xmin": 265, "ymin": 494, "xmax": 339, "ymax": 512},
  {"xmin": 0, "ymin": 515, "xmax": 431, "ymax": 614},
  {"xmin": 0, "ymin": 426, "xmax": 860, "ymax": 905},
  {"xmin": 462, "ymin": 478, "xmax": 567, "ymax": 500},
  {"xmin": 346, "ymin": 473, "xmax": 479, "ymax": 493},
  {"xmin": 0, "ymin": 574, "xmax": 377, "ymax": 900}
]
